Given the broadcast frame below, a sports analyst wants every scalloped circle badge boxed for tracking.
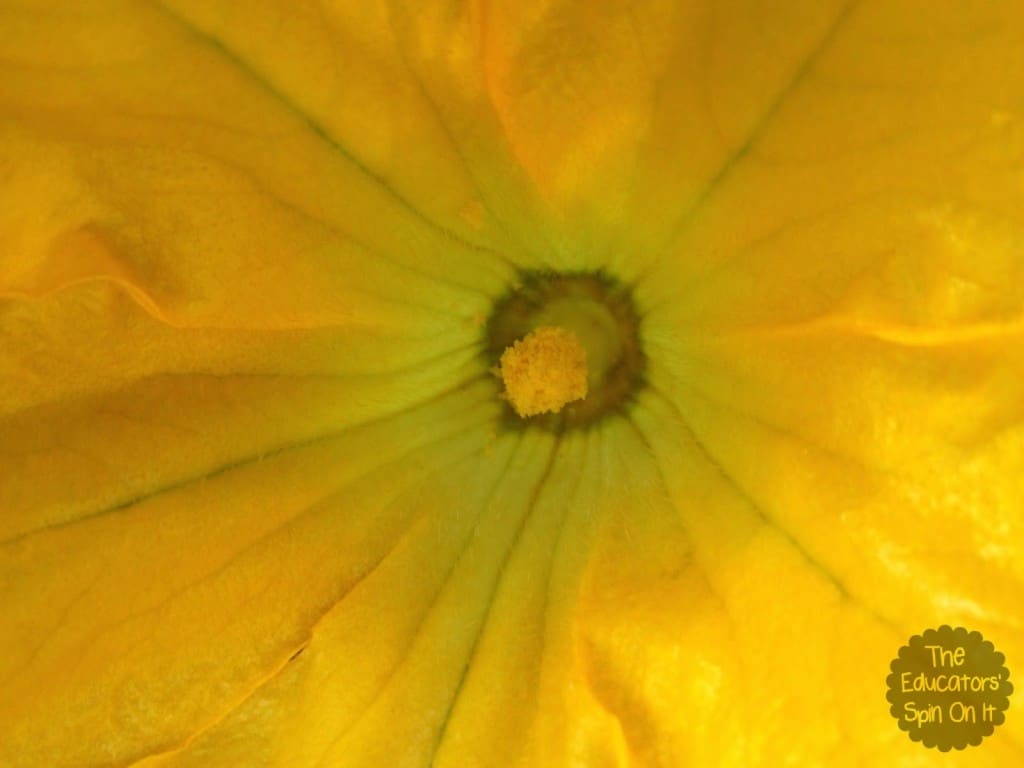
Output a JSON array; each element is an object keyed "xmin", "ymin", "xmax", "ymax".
[{"xmin": 886, "ymin": 625, "xmax": 1013, "ymax": 750}]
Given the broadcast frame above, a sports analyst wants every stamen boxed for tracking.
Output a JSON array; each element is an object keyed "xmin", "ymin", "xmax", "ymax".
[{"xmin": 498, "ymin": 326, "xmax": 588, "ymax": 417}]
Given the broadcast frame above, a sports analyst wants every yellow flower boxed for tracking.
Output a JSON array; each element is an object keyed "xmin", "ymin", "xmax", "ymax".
[{"xmin": 1, "ymin": 1, "xmax": 1022, "ymax": 766}]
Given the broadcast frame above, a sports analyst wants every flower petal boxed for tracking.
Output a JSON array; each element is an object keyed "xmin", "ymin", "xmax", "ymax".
[
  {"xmin": 1, "ymin": 380, "xmax": 503, "ymax": 766},
  {"xmin": 0, "ymin": 0, "xmax": 510, "ymax": 329}
]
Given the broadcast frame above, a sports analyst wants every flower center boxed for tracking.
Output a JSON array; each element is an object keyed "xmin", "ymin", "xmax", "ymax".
[{"xmin": 484, "ymin": 270, "xmax": 645, "ymax": 431}]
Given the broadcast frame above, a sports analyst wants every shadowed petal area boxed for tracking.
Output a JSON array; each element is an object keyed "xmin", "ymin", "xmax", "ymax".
[
  {"xmin": 323, "ymin": 0, "xmax": 852, "ymax": 277},
  {"xmin": 0, "ymin": 0, "xmax": 511, "ymax": 329},
  {"xmin": 0, "ymin": 281, "xmax": 486, "ymax": 540},
  {"xmin": 0, "ymin": 3, "xmax": 510, "ymax": 763}
]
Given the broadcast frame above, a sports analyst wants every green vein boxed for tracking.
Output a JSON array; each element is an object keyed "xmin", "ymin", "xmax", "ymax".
[
  {"xmin": 648, "ymin": 353, "xmax": 910, "ymax": 477},
  {"xmin": 110, "ymin": 430, "xmax": 499, "ymax": 768},
  {"xmin": 0, "ymin": 371, "xmax": 494, "ymax": 550},
  {"xmin": 385, "ymin": 3, "xmax": 544, "ymax": 274},
  {"xmin": 428, "ymin": 431, "xmax": 566, "ymax": 767},
  {"xmin": 634, "ymin": 0, "xmax": 860, "ymax": 289},
  {"xmin": 643, "ymin": 384, "xmax": 899, "ymax": 634},
  {"xmin": 310, "ymin": 430, "xmax": 527, "ymax": 768},
  {"xmin": 144, "ymin": 1, "xmax": 503, "ymax": 265}
]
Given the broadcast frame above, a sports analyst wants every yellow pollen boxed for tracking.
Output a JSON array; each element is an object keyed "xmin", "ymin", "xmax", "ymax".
[{"xmin": 498, "ymin": 326, "xmax": 588, "ymax": 417}]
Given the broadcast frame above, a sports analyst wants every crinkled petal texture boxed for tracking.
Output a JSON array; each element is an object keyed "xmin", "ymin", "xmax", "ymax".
[{"xmin": 1, "ymin": 1, "xmax": 1023, "ymax": 767}]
